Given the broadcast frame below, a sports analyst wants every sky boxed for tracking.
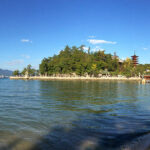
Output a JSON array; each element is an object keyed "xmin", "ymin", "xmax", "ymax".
[{"xmin": 0, "ymin": 0, "xmax": 150, "ymax": 71}]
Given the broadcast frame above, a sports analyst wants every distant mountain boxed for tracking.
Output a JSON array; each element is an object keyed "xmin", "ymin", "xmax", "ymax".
[{"xmin": 0, "ymin": 69, "xmax": 13, "ymax": 76}]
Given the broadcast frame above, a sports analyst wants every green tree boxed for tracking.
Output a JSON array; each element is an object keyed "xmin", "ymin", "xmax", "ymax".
[
  {"xmin": 21, "ymin": 65, "xmax": 37, "ymax": 76},
  {"xmin": 13, "ymin": 70, "xmax": 20, "ymax": 76},
  {"xmin": 21, "ymin": 68, "xmax": 27, "ymax": 75}
]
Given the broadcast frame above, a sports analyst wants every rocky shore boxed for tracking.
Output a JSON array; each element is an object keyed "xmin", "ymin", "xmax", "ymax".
[{"xmin": 9, "ymin": 76, "xmax": 142, "ymax": 81}]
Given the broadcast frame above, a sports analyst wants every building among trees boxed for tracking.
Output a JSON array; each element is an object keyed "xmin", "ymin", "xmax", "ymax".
[
  {"xmin": 131, "ymin": 52, "xmax": 139, "ymax": 67},
  {"xmin": 112, "ymin": 52, "xmax": 124, "ymax": 64}
]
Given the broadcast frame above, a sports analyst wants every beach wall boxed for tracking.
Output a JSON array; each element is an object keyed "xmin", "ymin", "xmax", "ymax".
[{"xmin": 9, "ymin": 76, "xmax": 142, "ymax": 81}]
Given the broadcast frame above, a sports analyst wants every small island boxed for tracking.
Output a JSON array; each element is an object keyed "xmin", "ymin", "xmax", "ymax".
[{"xmin": 10, "ymin": 45, "xmax": 150, "ymax": 81}]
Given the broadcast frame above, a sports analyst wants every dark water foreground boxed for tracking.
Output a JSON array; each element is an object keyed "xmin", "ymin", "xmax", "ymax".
[{"xmin": 0, "ymin": 79, "xmax": 150, "ymax": 150}]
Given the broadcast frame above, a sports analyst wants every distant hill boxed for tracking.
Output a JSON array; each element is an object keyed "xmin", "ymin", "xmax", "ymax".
[{"xmin": 0, "ymin": 69, "xmax": 13, "ymax": 76}]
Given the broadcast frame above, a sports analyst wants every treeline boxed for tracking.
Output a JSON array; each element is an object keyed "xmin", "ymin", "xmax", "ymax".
[
  {"xmin": 13, "ymin": 45, "xmax": 150, "ymax": 77},
  {"xmin": 13, "ymin": 64, "xmax": 38, "ymax": 76},
  {"xmin": 39, "ymin": 45, "xmax": 150, "ymax": 77}
]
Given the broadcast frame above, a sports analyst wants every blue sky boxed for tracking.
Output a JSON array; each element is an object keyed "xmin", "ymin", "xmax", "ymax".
[{"xmin": 0, "ymin": 0, "xmax": 150, "ymax": 71}]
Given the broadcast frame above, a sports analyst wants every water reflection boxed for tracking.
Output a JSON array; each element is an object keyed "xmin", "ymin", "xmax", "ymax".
[
  {"xmin": 0, "ymin": 79, "xmax": 150, "ymax": 149},
  {"xmin": 38, "ymin": 80, "xmax": 142, "ymax": 116}
]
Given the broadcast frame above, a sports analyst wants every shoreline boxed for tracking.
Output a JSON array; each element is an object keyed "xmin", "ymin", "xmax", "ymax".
[{"xmin": 9, "ymin": 76, "xmax": 142, "ymax": 81}]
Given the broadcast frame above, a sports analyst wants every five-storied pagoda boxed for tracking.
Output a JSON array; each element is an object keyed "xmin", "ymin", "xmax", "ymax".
[{"xmin": 131, "ymin": 52, "xmax": 139, "ymax": 67}]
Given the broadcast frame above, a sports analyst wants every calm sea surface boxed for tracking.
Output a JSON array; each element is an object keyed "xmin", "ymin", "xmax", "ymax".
[{"xmin": 0, "ymin": 79, "xmax": 150, "ymax": 150}]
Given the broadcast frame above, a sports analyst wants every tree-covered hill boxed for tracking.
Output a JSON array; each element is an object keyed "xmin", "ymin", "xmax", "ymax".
[{"xmin": 39, "ymin": 45, "xmax": 150, "ymax": 77}]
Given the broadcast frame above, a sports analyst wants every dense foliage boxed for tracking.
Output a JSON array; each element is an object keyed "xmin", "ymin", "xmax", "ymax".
[
  {"xmin": 13, "ymin": 65, "xmax": 38, "ymax": 76},
  {"xmin": 39, "ymin": 45, "xmax": 150, "ymax": 77}
]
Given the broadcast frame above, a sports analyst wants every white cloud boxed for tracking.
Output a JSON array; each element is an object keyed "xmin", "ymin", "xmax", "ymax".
[
  {"xmin": 22, "ymin": 54, "xmax": 30, "ymax": 59},
  {"xmin": 83, "ymin": 46, "xmax": 89, "ymax": 51},
  {"xmin": 7, "ymin": 59, "xmax": 24, "ymax": 66},
  {"xmin": 88, "ymin": 39, "xmax": 117, "ymax": 45},
  {"xmin": 88, "ymin": 35, "xmax": 96, "ymax": 38},
  {"xmin": 21, "ymin": 39, "xmax": 32, "ymax": 43},
  {"xmin": 143, "ymin": 47, "xmax": 148, "ymax": 50}
]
